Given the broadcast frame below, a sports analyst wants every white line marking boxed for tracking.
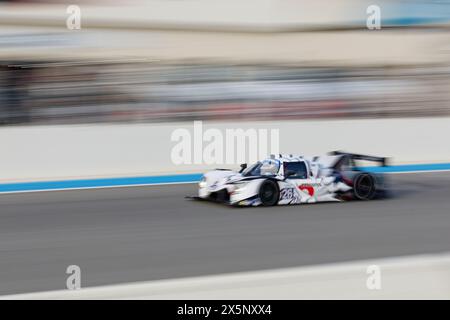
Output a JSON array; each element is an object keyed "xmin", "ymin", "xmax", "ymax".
[{"xmin": 0, "ymin": 181, "xmax": 198, "ymax": 195}]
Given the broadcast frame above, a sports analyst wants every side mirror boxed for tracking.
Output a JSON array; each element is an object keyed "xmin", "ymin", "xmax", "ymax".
[
  {"xmin": 239, "ymin": 163, "xmax": 247, "ymax": 173},
  {"xmin": 284, "ymin": 170, "xmax": 295, "ymax": 179}
]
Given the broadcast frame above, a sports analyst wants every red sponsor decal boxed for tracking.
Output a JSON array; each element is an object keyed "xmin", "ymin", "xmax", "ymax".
[{"xmin": 299, "ymin": 184, "xmax": 314, "ymax": 196}]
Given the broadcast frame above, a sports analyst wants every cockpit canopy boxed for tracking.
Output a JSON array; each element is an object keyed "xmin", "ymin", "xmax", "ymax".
[
  {"xmin": 241, "ymin": 158, "xmax": 308, "ymax": 179},
  {"xmin": 241, "ymin": 159, "xmax": 280, "ymax": 177}
]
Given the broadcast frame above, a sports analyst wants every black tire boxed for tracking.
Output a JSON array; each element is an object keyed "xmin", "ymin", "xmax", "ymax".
[
  {"xmin": 258, "ymin": 179, "xmax": 279, "ymax": 206},
  {"xmin": 353, "ymin": 173, "xmax": 376, "ymax": 200}
]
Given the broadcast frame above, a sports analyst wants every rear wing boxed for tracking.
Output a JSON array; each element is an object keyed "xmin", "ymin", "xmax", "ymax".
[{"xmin": 328, "ymin": 151, "xmax": 388, "ymax": 167}]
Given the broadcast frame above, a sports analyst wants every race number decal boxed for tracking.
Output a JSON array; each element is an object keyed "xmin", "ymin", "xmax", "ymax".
[{"xmin": 280, "ymin": 188, "xmax": 295, "ymax": 200}]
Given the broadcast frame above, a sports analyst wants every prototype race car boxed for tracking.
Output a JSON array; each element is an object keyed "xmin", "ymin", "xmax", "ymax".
[{"xmin": 196, "ymin": 151, "xmax": 388, "ymax": 206}]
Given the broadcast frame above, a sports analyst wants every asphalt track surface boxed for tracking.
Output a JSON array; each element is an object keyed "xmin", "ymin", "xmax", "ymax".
[{"xmin": 1, "ymin": 172, "xmax": 450, "ymax": 295}]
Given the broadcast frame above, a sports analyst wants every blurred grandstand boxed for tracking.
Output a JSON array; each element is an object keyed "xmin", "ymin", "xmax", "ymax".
[{"xmin": 1, "ymin": 0, "xmax": 450, "ymax": 125}]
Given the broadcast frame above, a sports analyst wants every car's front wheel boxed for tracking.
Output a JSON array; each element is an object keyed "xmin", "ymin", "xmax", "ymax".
[{"xmin": 258, "ymin": 179, "xmax": 279, "ymax": 206}]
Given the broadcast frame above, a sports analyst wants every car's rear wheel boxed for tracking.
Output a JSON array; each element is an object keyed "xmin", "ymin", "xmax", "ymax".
[
  {"xmin": 353, "ymin": 173, "xmax": 376, "ymax": 200},
  {"xmin": 259, "ymin": 179, "xmax": 279, "ymax": 206}
]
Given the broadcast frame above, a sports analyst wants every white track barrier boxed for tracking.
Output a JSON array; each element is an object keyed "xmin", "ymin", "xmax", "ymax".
[
  {"xmin": 1, "ymin": 117, "xmax": 450, "ymax": 182},
  {"xmin": 2, "ymin": 253, "xmax": 450, "ymax": 299}
]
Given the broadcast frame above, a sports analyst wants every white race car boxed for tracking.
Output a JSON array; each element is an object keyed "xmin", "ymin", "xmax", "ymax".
[{"xmin": 196, "ymin": 151, "xmax": 388, "ymax": 206}]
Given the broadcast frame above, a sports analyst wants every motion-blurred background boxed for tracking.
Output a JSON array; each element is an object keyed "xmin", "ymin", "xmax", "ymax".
[
  {"xmin": 2, "ymin": 1, "xmax": 450, "ymax": 300},
  {"xmin": 1, "ymin": 0, "xmax": 450, "ymax": 125}
]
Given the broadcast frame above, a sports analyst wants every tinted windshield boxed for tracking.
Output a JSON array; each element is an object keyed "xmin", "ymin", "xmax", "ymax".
[
  {"xmin": 284, "ymin": 161, "xmax": 307, "ymax": 179},
  {"xmin": 242, "ymin": 162, "xmax": 262, "ymax": 176},
  {"xmin": 242, "ymin": 159, "xmax": 280, "ymax": 177}
]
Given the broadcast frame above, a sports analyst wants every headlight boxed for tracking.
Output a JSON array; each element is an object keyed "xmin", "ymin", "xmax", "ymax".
[{"xmin": 198, "ymin": 176, "xmax": 207, "ymax": 188}]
